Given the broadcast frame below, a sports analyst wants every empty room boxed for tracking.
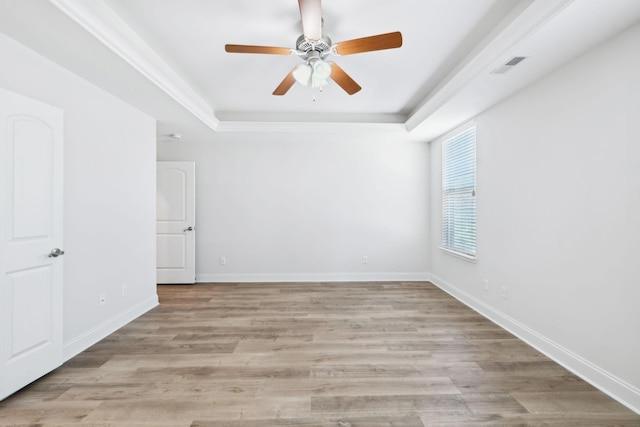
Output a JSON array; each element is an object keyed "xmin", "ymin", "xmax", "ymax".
[{"xmin": 1, "ymin": 0, "xmax": 639, "ymax": 425}]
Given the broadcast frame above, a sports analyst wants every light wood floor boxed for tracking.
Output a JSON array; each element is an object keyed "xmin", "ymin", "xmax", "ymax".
[{"xmin": 1, "ymin": 282, "xmax": 638, "ymax": 426}]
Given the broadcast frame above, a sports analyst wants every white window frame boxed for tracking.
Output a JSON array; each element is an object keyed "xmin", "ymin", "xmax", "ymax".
[{"xmin": 440, "ymin": 122, "xmax": 477, "ymax": 261}]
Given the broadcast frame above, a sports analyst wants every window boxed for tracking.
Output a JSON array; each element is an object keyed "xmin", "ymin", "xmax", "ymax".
[{"xmin": 441, "ymin": 123, "xmax": 476, "ymax": 259}]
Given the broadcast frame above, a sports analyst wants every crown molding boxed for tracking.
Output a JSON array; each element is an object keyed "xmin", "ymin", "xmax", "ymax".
[
  {"xmin": 405, "ymin": 0, "xmax": 574, "ymax": 133},
  {"xmin": 47, "ymin": 0, "xmax": 219, "ymax": 130},
  {"xmin": 216, "ymin": 120, "xmax": 408, "ymax": 133}
]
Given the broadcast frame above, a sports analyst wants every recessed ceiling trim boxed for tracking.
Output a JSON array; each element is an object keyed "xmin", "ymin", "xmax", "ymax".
[
  {"xmin": 48, "ymin": 0, "xmax": 219, "ymax": 130},
  {"xmin": 216, "ymin": 111, "xmax": 408, "ymax": 124},
  {"xmin": 216, "ymin": 121, "xmax": 407, "ymax": 133},
  {"xmin": 405, "ymin": 0, "xmax": 574, "ymax": 133}
]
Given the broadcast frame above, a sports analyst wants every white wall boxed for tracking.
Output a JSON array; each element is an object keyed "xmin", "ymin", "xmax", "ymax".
[
  {"xmin": 429, "ymin": 24, "xmax": 640, "ymax": 411},
  {"xmin": 158, "ymin": 131, "xmax": 430, "ymax": 282},
  {"xmin": 0, "ymin": 33, "xmax": 158, "ymax": 358}
]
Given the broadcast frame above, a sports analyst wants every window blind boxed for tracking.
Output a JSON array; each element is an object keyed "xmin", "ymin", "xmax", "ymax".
[{"xmin": 442, "ymin": 124, "xmax": 476, "ymax": 258}]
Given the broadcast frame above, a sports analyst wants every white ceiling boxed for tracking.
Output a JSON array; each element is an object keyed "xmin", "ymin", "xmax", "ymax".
[
  {"xmin": 104, "ymin": 0, "xmax": 511, "ymax": 118},
  {"xmin": 1, "ymin": 0, "xmax": 639, "ymax": 142}
]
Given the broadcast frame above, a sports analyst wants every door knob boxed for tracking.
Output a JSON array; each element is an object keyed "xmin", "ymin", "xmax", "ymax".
[
  {"xmin": 48, "ymin": 248, "xmax": 65, "ymax": 258},
  {"xmin": 183, "ymin": 226, "xmax": 194, "ymax": 232}
]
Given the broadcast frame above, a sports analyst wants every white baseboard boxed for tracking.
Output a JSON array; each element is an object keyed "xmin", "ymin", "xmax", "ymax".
[
  {"xmin": 429, "ymin": 273, "xmax": 640, "ymax": 415},
  {"xmin": 196, "ymin": 272, "xmax": 431, "ymax": 283},
  {"xmin": 63, "ymin": 294, "xmax": 159, "ymax": 361}
]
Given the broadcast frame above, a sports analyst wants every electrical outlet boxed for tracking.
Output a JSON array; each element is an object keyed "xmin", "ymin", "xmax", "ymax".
[
  {"xmin": 220, "ymin": 256, "xmax": 226, "ymax": 265},
  {"xmin": 501, "ymin": 286, "xmax": 508, "ymax": 300},
  {"xmin": 121, "ymin": 285, "xmax": 128, "ymax": 297},
  {"xmin": 362, "ymin": 256, "xmax": 368, "ymax": 264},
  {"xmin": 99, "ymin": 293, "xmax": 106, "ymax": 306},
  {"xmin": 483, "ymin": 279, "xmax": 489, "ymax": 292}
]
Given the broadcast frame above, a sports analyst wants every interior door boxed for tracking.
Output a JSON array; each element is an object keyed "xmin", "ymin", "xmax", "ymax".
[
  {"xmin": 0, "ymin": 88, "xmax": 64, "ymax": 400},
  {"xmin": 156, "ymin": 161, "xmax": 195, "ymax": 284}
]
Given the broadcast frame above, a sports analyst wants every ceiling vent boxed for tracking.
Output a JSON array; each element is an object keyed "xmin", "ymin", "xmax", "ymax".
[{"xmin": 491, "ymin": 56, "xmax": 527, "ymax": 74}]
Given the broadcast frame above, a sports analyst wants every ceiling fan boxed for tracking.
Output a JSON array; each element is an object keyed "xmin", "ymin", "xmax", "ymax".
[{"xmin": 224, "ymin": 0, "xmax": 402, "ymax": 96}]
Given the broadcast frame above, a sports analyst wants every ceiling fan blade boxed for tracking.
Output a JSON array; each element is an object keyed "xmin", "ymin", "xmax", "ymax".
[
  {"xmin": 273, "ymin": 69, "xmax": 297, "ymax": 96},
  {"xmin": 330, "ymin": 63, "xmax": 361, "ymax": 95},
  {"xmin": 334, "ymin": 31, "xmax": 402, "ymax": 56},
  {"xmin": 298, "ymin": 0, "xmax": 322, "ymax": 40},
  {"xmin": 225, "ymin": 44, "xmax": 292, "ymax": 55}
]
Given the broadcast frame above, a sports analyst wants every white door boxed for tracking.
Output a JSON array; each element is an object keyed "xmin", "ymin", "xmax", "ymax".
[
  {"xmin": 156, "ymin": 161, "xmax": 195, "ymax": 284},
  {"xmin": 0, "ymin": 88, "xmax": 64, "ymax": 400}
]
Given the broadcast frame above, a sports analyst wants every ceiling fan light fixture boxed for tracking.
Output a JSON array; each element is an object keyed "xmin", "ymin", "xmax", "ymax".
[
  {"xmin": 293, "ymin": 58, "xmax": 331, "ymax": 89},
  {"xmin": 293, "ymin": 63, "xmax": 312, "ymax": 85},
  {"xmin": 311, "ymin": 75, "xmax": 326, "ymax": 89},
  {"xmin": 312, "ymin": 58, "xmax": 331, "ymax": 80},
  {"xmin": 310, "ymin": 58, "xmax": 331, "ymax": 89}
]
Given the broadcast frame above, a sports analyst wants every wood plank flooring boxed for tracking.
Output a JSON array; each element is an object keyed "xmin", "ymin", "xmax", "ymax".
[{"xmin": 1, "ymin": 282, "xmax": 638, "ymax": 426}]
